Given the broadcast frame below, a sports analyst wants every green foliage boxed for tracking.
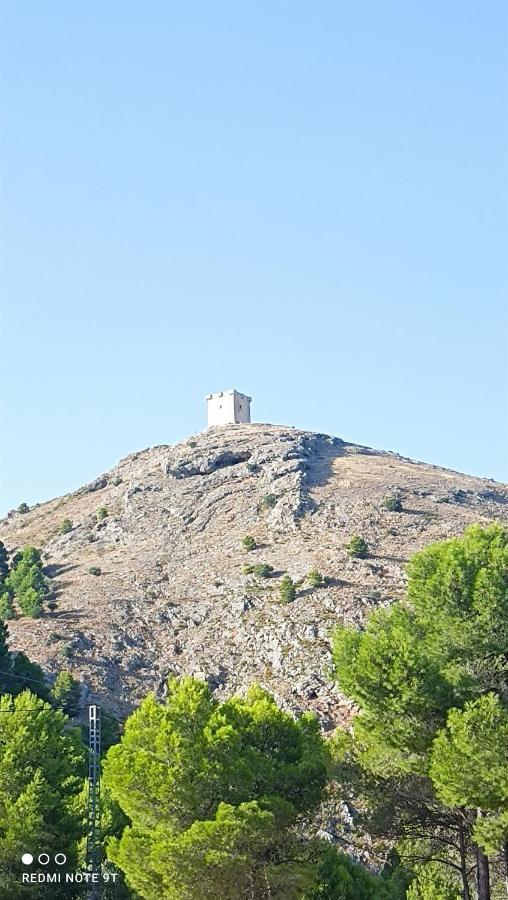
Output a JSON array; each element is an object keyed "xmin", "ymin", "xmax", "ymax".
[
  {"xmin": 305, "ymin": 844, "xmax": 408, "ymax": 899},
  {"xmin": 0, "ymin": 544, "xmax": 12, "ymax": 620},
  {"xmin": 331, "ymin": 524, "xmax": 508, "ymax": 895},
  {"xmin": 103, "ymin": 677, "xmax": 328, "ymax": 899},
  {"xmin": 244, "ymin": 562, "xmax": 274, "ymax": 578},
  {"xmin": 241, "ymin": 535, "xmax": 257, "ymax": 551},
  {"xmin": 89, "ymin": 565, "xmax": 102, "ymax": 576},
  {"xmin": 279, "ymin": 575, "xmax": 296, "ymax": 603},
  {"xmin": 17, "ymin": 502, "xmax": 29, "ymax": 514},
  {"xmin": 333, "ymin": 524, "xmax": 508, "ymax": 758},
  {"xmin": 112, "ymin": 476, "xmax": 123, "ymax": 486},
  {"xmin": 96, "ymin": 506, "xmax": 109, "ymax": 520},
  {"xmin": 0, "ymin": 621, "xmax": 11, "ymax": 681},
  {"xmin": 382, "ymin": 495, "xmax": 403, "ymax": 512},
  {"xmin": 6, "ymin": 546, "xmax": 49, "ymax": 618},
  {"xmin": 254, "ymin": 563, "xmax": 274, "ymax": 577},
  {"xmin": 429, "ymin": 694, "xmax": 508, "ymax": 854},
  {"xmin": 0, "ymin": 623, "xmax": 51, "ymax": 701},
  {"xmin": 10, "ymin": 652, "xmax": 51, "ymax": 702},
  {"xmin": 100, "ymin": 715, "xmax": 124, "ymax": 752},
  {"xmin": 406, "ymin": 863, "xmax": 461, "ymax": 900},
  {"xmin": 0, "ymin": 590, "xmax": 14, "ymax": 620},
  {"xmin": 346, "ymin": 535, "xmax": 369, "ymax": 559},
  {"xmin": 260, "ymin": 493, "xmax": 277, "ymax": 510},
  {"xmin": 58, "ymin": 518, "xmax": 73, "ymax": 534},
  {"xmin": 0, "ymin": 691, "xmax": 86, "ymax": 898},
  {"xmin": 52, "ymin": 670, "xmax": 81, "ymax": 716},
  {"xmin": 0, "ymin": 541, "xmax": 9, "ymax": 579},
  {"xmin": 307, "ymin": 569, "xmax": 324, "ymax": 588}
]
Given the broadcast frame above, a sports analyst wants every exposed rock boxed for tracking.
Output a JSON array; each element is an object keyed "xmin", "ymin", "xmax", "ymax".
[{"xmin": 1, "ymin": 423, "xmax": 506, "ymax": 722}]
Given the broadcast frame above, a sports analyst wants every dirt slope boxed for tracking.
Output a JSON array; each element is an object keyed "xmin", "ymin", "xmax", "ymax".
[{"xmin": 1, "ymin": 424, "xmax": 507, "ymax": 725}]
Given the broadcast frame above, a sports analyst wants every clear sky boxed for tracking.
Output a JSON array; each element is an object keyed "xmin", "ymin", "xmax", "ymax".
[{"xmin": 1, "ymin": 0, "xmax": 507, "ymax": 514}]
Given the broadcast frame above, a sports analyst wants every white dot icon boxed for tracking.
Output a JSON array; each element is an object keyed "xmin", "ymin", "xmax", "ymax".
[{"xmin": 21, "ymin": 853, "xmax": 33, "ymax": 865}]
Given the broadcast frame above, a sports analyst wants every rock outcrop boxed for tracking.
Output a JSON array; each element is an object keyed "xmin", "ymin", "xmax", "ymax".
[{"xmin": 1, "ymin": 423, "xmax": 507, "ymax": 725}]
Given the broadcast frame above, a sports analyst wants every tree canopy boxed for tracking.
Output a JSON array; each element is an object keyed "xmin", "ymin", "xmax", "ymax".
[
  {"xmin": 331, "ymin": 524, "xmax": 508, "ymax": 899},
  {"xmin": 103, "ymin": 677, "xmax": 329, "ymax": 898},
  {"xmin": 0, "ymin": 691, "xmax": 86, "ymax": 898}
]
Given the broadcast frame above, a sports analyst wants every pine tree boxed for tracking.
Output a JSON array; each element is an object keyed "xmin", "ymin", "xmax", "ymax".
[
  {"xmin": 103, "ymin": 677, "xmax": 328, "ymax": 899},
  {"xmin": 0, "ymin": 622, "xmax": 50, "ymax": 701},
  {"xmin": 6, "ymin": 546, "xmax": 49, "ymax": 618},
  {"xmin": 331, "ymin": 524, "xmax": 508, "ymax": 899},
  {"xmin": 0, "ymin": 691, "xmax": 86, "ymax": 897},
  {"xmin": 307, "ymin": 569, "xmax": 324, "ymax": 588},
  {"xmin": 279, "ymin": 575, "xmax": 296, "ymax": 603},
  {"xmin": 0, "ymin": 589, "xmax": 14, "ymax": 620},
  {"xmin": 346, "ymin": 535, "xmax": 369, "ymax": 558},
  {"xmin": 52, "ymin": 670, "xmax": 81, "ymax": 716},
  {"xmin": 0, "ymin": 541, "xmax": 9, "ymax": 580},
  {"xmin": 58, "ymin": 518, "xmax": 73, "ymax": 535}
]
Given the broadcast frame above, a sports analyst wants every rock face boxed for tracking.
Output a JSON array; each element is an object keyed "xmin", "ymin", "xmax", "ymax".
[{"xmin": 1, "ymin": 424, "xmax": 507, "ymax": 725}]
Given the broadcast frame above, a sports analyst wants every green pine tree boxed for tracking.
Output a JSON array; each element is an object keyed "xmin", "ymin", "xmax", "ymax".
[
  {"xmin": 103, "ymin": 677, "xmax": 328, "ymax": 899},
  {"xmin": 307, "ymin": 569, "xmax": 324, "ymax": 588},
  {"xmin": 331, "ymin": 524, "xmax": 508, "ymax": 899},
  {"xmin": 0, "ymin": 691, "xmax": 86, "ymax": 898},
  {"xmin": 6, "ymin": 546, "xmax": 49, "ymax": 618},
  {"xmin": 346, "ymin": 535, "xmax": 369, "ymax": 558},
  {"xmin": 52, "ymin": 670, "xmax": 81, "ymax": 716},
  {"xmin": 279, "ymin": 575, "xmax": 296, "ymax": 603},
  {"xmin": 0, "ymin": 541, "xmax": 9, "ymax": 580}
]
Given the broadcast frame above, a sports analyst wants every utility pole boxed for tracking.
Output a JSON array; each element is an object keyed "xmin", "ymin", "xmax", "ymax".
[{"xmin": 86, "ymin": 704, "xmax": 101, "ymax": 900}]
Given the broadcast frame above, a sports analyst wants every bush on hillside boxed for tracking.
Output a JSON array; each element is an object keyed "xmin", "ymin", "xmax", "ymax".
[{"xmin": 346, "ymin": 535, "xmax": 369, "ymax": 559}]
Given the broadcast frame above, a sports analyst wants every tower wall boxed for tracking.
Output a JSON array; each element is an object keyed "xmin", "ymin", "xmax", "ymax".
[{"xmin": 206, "ymin": 390, "xmax": 252, "ymax": 426}]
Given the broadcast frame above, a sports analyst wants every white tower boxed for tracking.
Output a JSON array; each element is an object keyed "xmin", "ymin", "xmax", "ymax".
[{"xmin": 206, "ymin": 390, "xmax": 252, "ymax": 427}]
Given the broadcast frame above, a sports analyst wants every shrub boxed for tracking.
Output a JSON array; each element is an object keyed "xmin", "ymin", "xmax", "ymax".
[
  {"xmin": 59, "ymin": 642, "xmax": 72, "ymax": 659},
  {"xmin": 17, "ymin": 502, "xmax": 29, "ymax": 514},
  {"xmin": 52, "ymin": 670, "xmax": 81, "ymax": 716},
  {"xmin": 0, "ymin": 541, "xmax": 9, "ymax": 579},
  {"xmin": 19, "ymin": 587, "xmax": 43, "ymax": 617},
  {"xmin": 307, "ymin": 569, "xmax": 324, "ymax": 588},
  {"xmin": 88, "ymin": 566, "xmax": 102, "ymax": 576},
  {"xmin": 382, "ymin": 495, "xmax": 403, "ymax": 512},
  {"xmin": 112, "ymin": 476, "xmax": 123, "ymax": 486},
  {"xmin": 0, "ymin": 592, "xmax": 14, "ymax": 620},
  {"xmin": 58, "ymin": 518, "xmax": 73, "ymax": 535},
  {"xmin": 279, "ymin": 576, "xmax": 296, "ymax": 603},
  {"xmin": 242, "ymin": 535, "xmax": 257, "ymax": 552},
  {"xmin": 243, "ymin": 563, "xmax": 274, "ymax": 578},
  {"xmin": 6, "ymin": 546, "xmax": 49, "ymax": 617},
  {"xmin": 253, "ymin": 563, "xmax": 274, "ymax": 578},
  {"xmin": 346, "ymin": 535, "xmax": 369, "ymax": 559},
  {"xmin": 260, "ymin": 493, "xmax": 277, "ymax": 510},
  {"xmin": 96, "ymin": 507, "xmax": 108, "ymax": 521}
]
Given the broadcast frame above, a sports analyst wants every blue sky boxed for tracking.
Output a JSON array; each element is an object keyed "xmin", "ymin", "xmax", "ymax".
[{"xmin": 1, "ymin": 0, "xmax": 507, "ymax": 513}]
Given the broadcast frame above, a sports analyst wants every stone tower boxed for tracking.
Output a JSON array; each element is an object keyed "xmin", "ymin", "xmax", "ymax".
[{"xmin": 206, "ymin": 390, "xmax": 252, "ymax": 427}]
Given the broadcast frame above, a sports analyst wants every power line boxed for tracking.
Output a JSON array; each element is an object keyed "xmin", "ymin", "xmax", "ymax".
[{"xmin": 0, "ymin": 669, "xmax": 126, "ymax": 725}]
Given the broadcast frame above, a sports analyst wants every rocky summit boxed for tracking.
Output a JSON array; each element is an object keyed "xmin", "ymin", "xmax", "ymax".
[{"xmin": 2, "ymin": 424, "xmax": 507, "ymax": 725}]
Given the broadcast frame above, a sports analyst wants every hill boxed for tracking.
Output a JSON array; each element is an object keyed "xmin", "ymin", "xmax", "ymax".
[{"xmin": 1, "ymin": 424, "xmax": 507, "ymax": 725}]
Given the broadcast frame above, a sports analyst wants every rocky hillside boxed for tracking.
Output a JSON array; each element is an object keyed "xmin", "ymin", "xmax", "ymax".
[{"xmin": 1, "ymin": 424, "xmax": 507, "ymax": 726}]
